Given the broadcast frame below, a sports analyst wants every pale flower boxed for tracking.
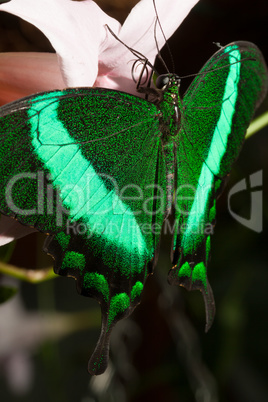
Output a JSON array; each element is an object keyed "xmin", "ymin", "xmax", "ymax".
[{"xmin": 0, "ymin": 0, "xmax": 199, "ymax": 244}]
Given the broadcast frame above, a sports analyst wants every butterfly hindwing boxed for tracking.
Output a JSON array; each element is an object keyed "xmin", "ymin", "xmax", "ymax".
[
  {"xmin": 169, "ymin": 42, "xmax": 268, "ymax": 330},
  {"xmin": 0, "ymin": 88, "xmax": 167, "ymax": 374}
]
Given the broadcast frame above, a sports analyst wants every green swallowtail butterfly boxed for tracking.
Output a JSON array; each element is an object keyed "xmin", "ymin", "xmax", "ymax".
[{"xmin": 0, "ymin": 41, "xmax": 267, "ymax": 375}]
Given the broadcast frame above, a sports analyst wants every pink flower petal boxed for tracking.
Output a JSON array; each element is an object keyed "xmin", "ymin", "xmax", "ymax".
[
  {"xmin": 99, "ymin": 0, "xmax": 200, "ymax": 92},
  {"xmin": 0, "ymin": 215, "xmax": 36, "ymax": 246},
  {"xmin": 0, "ymin": 0, "xmax": 121, "ymax": 87},
  {"xmin": 121, "ymin": 0, "xmax": 199, "ymax": 59},
  {"xmin": 0, "ymin": 0, "xmax": 199, "ymax": 92},
  {"xmin": 0, "ymin": 53, "xmax": 65, "ymax": 105}
]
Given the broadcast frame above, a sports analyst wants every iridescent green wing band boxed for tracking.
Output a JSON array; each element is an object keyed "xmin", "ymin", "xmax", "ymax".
[
  {"xmin": 169, "ymin": 42, "xmax": 268, "ymax": 331},
  {"xmin": 0, "ymin": 88, "xmax": 166, "ymax": 374}
]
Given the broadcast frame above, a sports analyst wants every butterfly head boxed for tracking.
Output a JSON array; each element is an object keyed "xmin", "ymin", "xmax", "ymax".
[{"xmin": 155, "ymin": 74, "xmax": 181, "ymax": 91}]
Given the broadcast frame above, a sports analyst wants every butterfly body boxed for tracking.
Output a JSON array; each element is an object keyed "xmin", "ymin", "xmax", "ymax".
[{"xmin": 0, "ymin": 41, "xmax": 267, "ymax": 374}]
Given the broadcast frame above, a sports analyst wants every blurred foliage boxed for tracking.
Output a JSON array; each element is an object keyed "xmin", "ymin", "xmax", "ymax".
[
  {"xmin": 0, "ymin": 0, "xmax": 268, "ymax": 401},
  {"xmin": 0, "ymin": 284, "xmax": 17, "ymax": 303}
]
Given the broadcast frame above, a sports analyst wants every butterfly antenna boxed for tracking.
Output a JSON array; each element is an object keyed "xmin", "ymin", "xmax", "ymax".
[
  {"xmin": 152, "ymin": 0, "xmax": 174, "ymax": 73},
  {"xmin": 180, "ymin": 41, "xmax": 255, "ymax": 81},
  {"xmin": 180, "ymin": 56, "xmax": 254, "ymax": 81},
  {"xmin": 105, "ymin": 25, "xmax": 156, "ymax": 72},
  {"xmin": 105, "ymin": 24, "xmax": 160, "ymax": 89}
]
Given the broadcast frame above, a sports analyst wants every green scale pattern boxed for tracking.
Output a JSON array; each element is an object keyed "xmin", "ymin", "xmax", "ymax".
[
  {"xmin": 169, "ymin": 43, "xmax": 268, "ymax": 330},
  {"xmin": 0, "ymin": 41, "xmax": 267, "ymax": 374}
]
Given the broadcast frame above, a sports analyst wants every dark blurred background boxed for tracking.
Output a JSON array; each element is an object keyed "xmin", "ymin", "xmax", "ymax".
[{"xmin": 0, "ymin": 0, "xmax": 268, "ymax": 401}]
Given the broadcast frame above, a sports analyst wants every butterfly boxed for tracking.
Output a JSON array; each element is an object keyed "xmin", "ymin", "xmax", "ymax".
[{"xmin": 0, "ymin": 41, "xmax": 267, "ymax": 375}]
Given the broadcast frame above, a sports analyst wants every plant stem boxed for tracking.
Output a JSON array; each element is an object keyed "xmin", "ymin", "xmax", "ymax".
[
  {"xmin": 246, "ymin": 111, "xmax": 268, "ymax": 139},
  {"xmin": 0, "ymin": 261, "xmax": 56, "ymax": 283}
]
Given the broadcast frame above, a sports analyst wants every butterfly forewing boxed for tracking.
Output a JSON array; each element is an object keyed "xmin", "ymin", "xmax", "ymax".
[
  {"xmin": 0, "ymin": 88, "xmax": 167, "ymax": 374},
  {"xmin": 169, "ymin": 42, "xmax": 268, "ymax": 331}
]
